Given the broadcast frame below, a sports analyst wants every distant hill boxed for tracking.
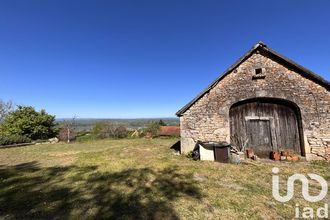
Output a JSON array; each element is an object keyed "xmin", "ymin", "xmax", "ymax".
[{"xmin": 56, "ymin": 118, "xmax": 179, "ymax": 131}]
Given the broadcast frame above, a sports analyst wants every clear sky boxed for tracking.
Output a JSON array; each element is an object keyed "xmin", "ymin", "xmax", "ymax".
[{"xmin": 0, "ymin": 0, "xmax": 329, "ymax": 118}]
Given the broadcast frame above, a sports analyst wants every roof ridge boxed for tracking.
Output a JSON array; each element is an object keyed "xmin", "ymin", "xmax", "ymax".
[
  {"xmin": 255, "ymin": 41, "xmax": 267, "ymax": 48},
  {"xmin": 176, "ymin": 42, "xmax": 330, "ymax": 116}
]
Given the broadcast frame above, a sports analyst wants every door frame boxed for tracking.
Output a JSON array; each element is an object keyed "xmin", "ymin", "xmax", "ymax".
[{"xmin": 229, "ymin": 97, "xmax": 305, "ymax": 156}]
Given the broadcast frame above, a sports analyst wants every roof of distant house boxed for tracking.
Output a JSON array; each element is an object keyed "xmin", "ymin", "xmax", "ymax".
[{"xmin": 159, "ymin": 126, "xmax": 180, "ymax": 136}]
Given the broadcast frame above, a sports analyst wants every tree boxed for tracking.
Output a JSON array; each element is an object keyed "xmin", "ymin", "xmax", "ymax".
[
  {"xmin": 58, "ymin": 116, "xmax": 77, "ymax": 143},
  {"xmin": 145, "ymin": 121, "xmax": 160, "ymax": 137},
  {"xmin": 114, "ymin": 126, "xmax": 128, "ymax": 138},
  {"xmin": 158, "ymin": 120, "xmax": 167, "ymax": 126},
  {"xmin": 0, "ymin": 100, "xmax": 13, "ymax": 122},
  {"xmin": 92, "ymin": 121, "xmax": 128, "ymax": 139},
  {"xmin": 92, "ymin": 121, "xmax": 114, "ymax": 139},
  {"xmin": 0, "ymin": 106, "xmax": 56, "ymax": 140}
]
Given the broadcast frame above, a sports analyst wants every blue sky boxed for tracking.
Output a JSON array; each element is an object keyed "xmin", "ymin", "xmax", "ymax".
[{"xmin": 0, "ymin": 0, "xmax": 329, "ymax": 118}]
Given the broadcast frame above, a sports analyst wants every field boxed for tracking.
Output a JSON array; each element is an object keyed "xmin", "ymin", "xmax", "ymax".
[
  {"xmin": 56, "ymin": 118, "xmax": 180, "ymax": 131},
  {"xmin": 0, "ymin": 138, "xmax": 329, "ymax": 219}
]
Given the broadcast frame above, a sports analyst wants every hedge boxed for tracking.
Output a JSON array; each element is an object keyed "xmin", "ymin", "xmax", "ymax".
[{"xmin": 0, "ymin": 135, "xmax": 32, "ymax": 146}]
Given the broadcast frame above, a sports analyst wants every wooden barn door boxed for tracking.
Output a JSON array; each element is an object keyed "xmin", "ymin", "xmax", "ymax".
[
  {"xmin": 230, "ymin": 99, "xmax": 302, "ymax": 158},
  {"xmin": 246, "ymin": 118, "xmax": 273, "ymax": 157}
]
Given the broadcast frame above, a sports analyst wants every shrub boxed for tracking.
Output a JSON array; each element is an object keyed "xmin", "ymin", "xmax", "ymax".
[
  {"xmin": 58, "ymin": 117, "xmax": 77, "ymax": 143},
  {"xmin": 76, "ymin": 130, "xmax": 90, "ymax": 137},
  {"xmin": 92, "ymin": 122, "xmax": 110, "ymax": 139},
  {"xmin": 186, "ymin": 151, "xmax": 193, "ymax": 159},
  {"xmin": 58, "ymin": 127, "xmax": 76, "ymax": 143},
  {"xmin": 114, "ymin": 126, "xmax": 128, "ymax": 138},
  {"xmin": 144, "ymin": 121, "xmax": 160, "ymax": 138},
  {"xmin": 0, "ymin": 106, "xmax": 56, "ymax": 140},
  {"xmin": 158, "ymin": 119, "xmax": 167, "ymax": 126},
  {"xmin": 92, "ymin": 122, "xmax": 128, "ymax": 139},
  {"xmin": 76, "ymin": 133, "xmax": 96, "ymax": 142},
  {"xmin": 0, "ymin": 135, "xmax": 31, "ymax": 146}
]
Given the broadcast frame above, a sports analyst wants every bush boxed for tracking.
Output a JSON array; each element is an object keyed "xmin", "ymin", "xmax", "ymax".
[
  {"xmin": 114, "ymin": 126, "xmax": 129, "ymax": 138},
  {"xmin": 92, "ymin": 122, "xmax": 128, "ymax": 139},
  {"xmin": 92, "ymin": 122, "xmax": 110, "ymax": 139},
  {"xmin": 57, "ymin": 117, "xmax": 77, "ymax": 143},
  {"xmin": 74, "ymin": 131, "xmax": 97, "ymax": 142},
  {"xmin": 76, "ymin": 130, "xmax": 90, "ymax": 137},
  {"xmin": 186, "ymin": 151, "xmax": 193, "ymax": 159},
  {"xmin": 0, "ymin": 135, "xmax": 31, "ymax": 146},
  {"xmin": 158, "ymin": 119, "xmax": 167, "ymax": 126},
  {"xmin": 0, "ymin": 106, "xmax": 56, "ymax": 140},
  {"xmin": 144, "ymin": 121, "xmax": 160, "ymax": 138},
  {"xmin": 76, "ymin": 133, "xmax": 96, "ymax": 142},
  {"xmin": 58, "ymin": 127, "xmax": 76, "ymax": 143}
]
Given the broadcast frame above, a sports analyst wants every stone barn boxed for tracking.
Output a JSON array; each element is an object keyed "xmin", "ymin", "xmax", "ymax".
[{"xmin": 176, "ymin": 42, "xmax": 330, "ymax": 161}]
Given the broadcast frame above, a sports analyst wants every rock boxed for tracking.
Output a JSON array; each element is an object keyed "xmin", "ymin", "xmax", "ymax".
[
  {"xmin": 238, "ymin": 152, "xmax": 245, "ymax": 160},
  {"xmin": 48, "ymin": 137, "xmax": 59, "ymax": 144},
  {"xmin": 172, "ymin": 151, "xmax": 180, "ymax": 156},
  {"xmin": 252, "ymin": 155, "xmax": 259, "ymax": 161}
]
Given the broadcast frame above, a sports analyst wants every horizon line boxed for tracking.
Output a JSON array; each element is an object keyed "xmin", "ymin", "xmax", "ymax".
[{"xmin": 55, "ymin": 117, "xmax": 179, "ymax": 120}]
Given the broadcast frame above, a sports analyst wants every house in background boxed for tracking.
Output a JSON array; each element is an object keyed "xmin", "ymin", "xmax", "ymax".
[{"xmin": 176, "ymin": 42, "xmax": 330, "ymax": 161}]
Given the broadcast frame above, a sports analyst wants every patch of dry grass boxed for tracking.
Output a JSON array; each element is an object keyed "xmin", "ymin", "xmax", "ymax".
[{"xmin": 0, "ymin": 138, "xmax": 328, "ymax": 219}]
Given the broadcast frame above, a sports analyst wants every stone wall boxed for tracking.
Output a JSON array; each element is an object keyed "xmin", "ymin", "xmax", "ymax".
[{"xmin": 179, "ymin": 50, "xmax": 330, "ymax": 161}]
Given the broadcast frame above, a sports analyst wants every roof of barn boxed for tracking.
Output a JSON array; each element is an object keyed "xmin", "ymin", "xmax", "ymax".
[{"xmin": 176, "ymin": 42, "xmax": 330, "ymax": 116}]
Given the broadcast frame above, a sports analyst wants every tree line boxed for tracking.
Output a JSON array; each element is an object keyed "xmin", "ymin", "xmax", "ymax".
[{"xmin": 0, "ymin": 99, "xmax": 170, "ymax": 146}]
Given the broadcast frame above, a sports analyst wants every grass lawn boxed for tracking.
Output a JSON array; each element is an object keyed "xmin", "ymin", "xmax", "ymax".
[{"xmin": 0, "ymin": 138, "xmax": 329, "ymax": 219}]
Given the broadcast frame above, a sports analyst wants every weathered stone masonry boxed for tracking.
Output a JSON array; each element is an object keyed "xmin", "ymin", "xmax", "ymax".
[{"xmin": 177, "ymin": 43, "xmax": 330, "ymax": 161}]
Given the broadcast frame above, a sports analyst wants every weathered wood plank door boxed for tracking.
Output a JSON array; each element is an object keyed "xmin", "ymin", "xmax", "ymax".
[
  {"xmin": 230, "ymin": 99, "xmax": 302, "ymax": 158},
  {"xmin": 246, "ymin": 119, "xmax": 273, "ymax": 157}
]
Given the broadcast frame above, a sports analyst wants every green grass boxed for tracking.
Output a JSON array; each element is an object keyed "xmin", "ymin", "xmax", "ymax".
[{"xmin": 0, "ymin": 138, "xmax": 328, "ymax": 219}]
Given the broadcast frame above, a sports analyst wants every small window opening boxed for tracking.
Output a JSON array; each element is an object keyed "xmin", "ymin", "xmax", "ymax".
[
  {"xmin": 252, "ymin": 68, "xmax": 266, "ymax": 79},
  {"xmin": 255, "ymin": 68, "xmax": 262, "ymax": 75}
]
